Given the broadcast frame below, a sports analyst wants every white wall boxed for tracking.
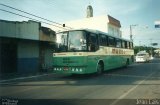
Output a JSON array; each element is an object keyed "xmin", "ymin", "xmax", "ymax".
[
  {"xmin": 64, "ymin": 15, "xmax": 109, "ymax": 33},
  {"xmin": 52, "ymin": 15, "xmax": 121, "ymax": 38},
  {"xmin": 108, "ymin": 24, "xmax": 121, "ymax": 37}
]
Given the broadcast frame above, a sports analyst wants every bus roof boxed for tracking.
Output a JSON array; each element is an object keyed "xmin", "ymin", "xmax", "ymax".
[{"xmin": 56, "ymin": 28, "xmax": 133, "ymax": 43}]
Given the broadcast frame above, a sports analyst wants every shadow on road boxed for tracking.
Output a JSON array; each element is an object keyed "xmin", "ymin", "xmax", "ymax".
[{"xmin": 1, "ymin": 61, "xmax": 160, "ymax": 87}]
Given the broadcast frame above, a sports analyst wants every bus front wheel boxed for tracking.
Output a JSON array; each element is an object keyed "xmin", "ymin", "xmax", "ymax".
[
  {"xmin": 125, "ymin": 59, "xmax": 129, "ymax": 67},
  {"xmin": 96, "ymin": 63, "xmax": 103, "ymax": 75}
]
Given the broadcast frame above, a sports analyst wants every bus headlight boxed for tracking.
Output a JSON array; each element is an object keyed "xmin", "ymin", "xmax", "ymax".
[
  {"xmin": 79, "ymin": 68, "xmax": 82, "ymax": 72},
  {"xmin": 72, "ymin": 68, "xmax": 75, "ymax": 71},
  {"xmin": 76, "ymin": 68, "xmax": 79, "ymax": 72}
]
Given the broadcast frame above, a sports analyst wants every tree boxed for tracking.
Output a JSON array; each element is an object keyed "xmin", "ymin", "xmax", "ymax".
[{"xmin": 134, "ymin": 46, "xmax": 156, "ymax": 56}]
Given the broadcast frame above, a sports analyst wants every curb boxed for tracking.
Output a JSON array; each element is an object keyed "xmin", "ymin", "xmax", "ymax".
[{"xmin": 0, "ymin": 73, "xmax": 53, "ymax": 83}]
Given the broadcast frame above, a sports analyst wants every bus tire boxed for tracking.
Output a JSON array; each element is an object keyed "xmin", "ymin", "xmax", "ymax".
[
  {"xmin": 124, "ymin": 59, "xmax": 129, "ymax": 68},
  {"xmin": 125, "ymin": 59, "xmax": 129, "ymax": 67},
  {"xmin": 96, "ymin": 62, "xmax": 104, "ymax": 75}
]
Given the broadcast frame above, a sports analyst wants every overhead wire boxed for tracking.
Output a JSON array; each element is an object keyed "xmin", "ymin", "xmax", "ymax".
[
  {"xmin": 0, "ymin": 3, "xmax": 73, "ymax": 30},
  {"xmin": 0, "ymin": 8, "xmax": 68, "ymax": 30}
]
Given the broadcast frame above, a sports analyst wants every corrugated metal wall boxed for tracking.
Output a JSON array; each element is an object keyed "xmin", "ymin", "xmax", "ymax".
[
  {"xmin": 17, "ymin": 40, "xmax": 39, "ymax": 73},
  {"xmin": 0, "ymin": 20, "xmax": 40, "ymax": 40},
  {"xmin": 39, "ymin": 42, "xmax": 55, "ymax": 72},
  {"xmin": 0, "ymin": 20, "xmax": 56, "ymax": 73},
  {"xmin": 44, "ymin": 46, "xmax": 54, "ymax": 70}
]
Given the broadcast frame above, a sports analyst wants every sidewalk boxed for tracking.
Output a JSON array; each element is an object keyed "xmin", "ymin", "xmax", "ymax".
[{"xmin": 0, "ymin": 71, "xmax": 53, "ymax": 82}]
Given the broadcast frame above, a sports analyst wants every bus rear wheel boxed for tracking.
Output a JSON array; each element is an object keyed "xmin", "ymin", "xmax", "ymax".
[
  {"xmin": 96, "ymin": 63, "xmax": 103, "ymax": 75},
  {"xmin": 125, "ymin": 59, "xmax": 129, "ymax": 67}
]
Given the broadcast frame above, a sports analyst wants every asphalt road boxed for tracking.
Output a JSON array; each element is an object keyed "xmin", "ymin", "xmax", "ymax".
[{"xmin": 0, "ymin": 58, "xmax": 160, "ymax": 105}]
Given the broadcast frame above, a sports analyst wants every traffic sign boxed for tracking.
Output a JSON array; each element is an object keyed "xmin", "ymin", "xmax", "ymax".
[
  {"xmin": 155, "ymin": 20, "xmax": 160, "ymax": 28},
  {"xmin": 155, "ymin": 25, "xmax": 160, "ymax": 28},
  {"xmin": 151, "ymin": 43, "xmax": 158, "ymax": 46}
]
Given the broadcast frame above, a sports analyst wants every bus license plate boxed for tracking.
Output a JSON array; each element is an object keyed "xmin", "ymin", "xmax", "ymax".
[{"xmin": 64, "ymin": 67, "xmax": 69, "ymax": 70}]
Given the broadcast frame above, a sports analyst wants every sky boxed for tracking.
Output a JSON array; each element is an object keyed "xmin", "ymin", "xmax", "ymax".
[{"xmin": 0, "ymin": 0, "xmax": 160, "ymax": 48}]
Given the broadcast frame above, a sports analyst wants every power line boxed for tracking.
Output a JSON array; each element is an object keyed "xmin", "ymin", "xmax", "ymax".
[
  {"xmin": 0, "ymin": 8, "xmax": 68, "ymax": 30},
  {"xmin": 0, "ymin": 3, "xmax": 73, "ymax": 29}
]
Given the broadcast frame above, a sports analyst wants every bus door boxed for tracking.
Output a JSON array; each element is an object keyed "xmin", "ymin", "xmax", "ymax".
[
  {"xmin": 87, "ymin": 33, "xmax": 99, "ymax": 72},
  {"xmin": 108, "ymin": 36, "xmax": 116, "ymax": 68}
]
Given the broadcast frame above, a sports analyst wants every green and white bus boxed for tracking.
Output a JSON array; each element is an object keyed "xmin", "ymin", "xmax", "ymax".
[{"xmin": 53, "ymin": 29, "xmax": 134, "ymax": 74}]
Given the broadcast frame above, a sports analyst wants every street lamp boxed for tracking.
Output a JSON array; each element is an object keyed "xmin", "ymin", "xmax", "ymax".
[{"xmin": 130, "ymin": 24, "xmax": 138, "ymax": 41}]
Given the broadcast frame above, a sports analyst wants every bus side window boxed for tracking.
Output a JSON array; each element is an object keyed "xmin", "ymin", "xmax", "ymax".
[
  {"xmin": 88, "ymin": 33, "xmax": 98, "ymax": 51},
  {"xmin": 127, "ymin": 42, "xmax": 130, "ymax": 49},
  {"xmin": 130, "ymin": 42, "xmax": 133, "ymax": 49},
  {"xmin": 125, "ymin": 41, "xmax": 128, "ymax": 49},
  {"xmin": 108, "ymin": 37, "xmax": 115, "ymax": 47},
  {"xmin": 99, "ymin": 34, "xmax": 107, "ymax": 46},
  {"xmin": 116, "ymin": 39, "xmax": 122, "ymax": 48},
  {"xmin": 122, "ymin": 41, "xmax": 125, "ymax": 48},
  {"xmin": 106, "ymin": 36, "xmax": 108, "ymax": 46}
]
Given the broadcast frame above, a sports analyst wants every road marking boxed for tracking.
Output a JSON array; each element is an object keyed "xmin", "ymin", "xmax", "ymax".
[
  {"xmin": 132, "ymin": 63, "xmax": 160, "ymax": 66},
  {"xmin": 2, "ymin": 85, "xmax": 44, "ymax": 96},
  {"xmin": 109, "ymin": 72, "xmax": 155, "ymax": 105},
  {"xmin": 104, "ymin": 73, "xmax": 160, "ymax": 79},
  {"xmin": 131, "ymin": 63, "xmax": 141, "ymax": 66},
  {"xmin": 150, "ymin": 62, "xmax": 159, "ymax": 64},
  {"xmin": 0, "ymin": 73, "xmax": 54, "ymax": 83}
]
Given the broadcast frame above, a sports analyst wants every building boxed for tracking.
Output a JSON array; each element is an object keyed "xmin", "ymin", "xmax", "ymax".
[
  {"xmin": 86, "ymin": 5, "xmax": 93, "ymax": 18},
  {"xmin": 155, "ymin": 20, "xmax": 160, "ymax": 28},
  {"xmin": 49, "ymin": 5, "xmax": 122, "ymax": 39},
  {"xmin": 0, "ymin": 20, "xmax": 56, "ymax": 73},
  {"xmin": 63, "ymin": 15, "xmax": 122, "ymax": 38},
  {"xmin": 53, "ymin": 5, "xmax": 122, "ymax": 38}
]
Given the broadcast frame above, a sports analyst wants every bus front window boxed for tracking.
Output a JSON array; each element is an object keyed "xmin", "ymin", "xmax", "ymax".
[
  {"xmin": 68, "ymin": 31, "xmax": 87, "ymax": 51},
  {"xmin": 56, "ymin": 31, "xmax": 87, "ymax": 52}
]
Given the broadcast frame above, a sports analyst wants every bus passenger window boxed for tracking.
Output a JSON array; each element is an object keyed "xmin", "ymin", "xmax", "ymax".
[
  {"xmin": 116, "ymin": 39, "xmax": 122, "ymax": 48},
  {"xmin": 108, "ymin": 37, "xmax": 115, "ymax": 47},
  {"xmin": 125, "ymin": 41, "xmax": 128, "ymax": 49},
  {"xmin": 127, "ymin": 42, "xmax": 130, "ymax": 49},
  {"xmin": 130, "ymin": 42, "xmax": 133, "ymax": 49},
  {"xmin": 106, "ymin": 36, "xmax": 108, "ymax": 46},
  {"xmin": 122, "ymin": 41, "xmax": 125, "ymax": 48},
  {"xmin": 88, "ymin": 34, "xmax": 98, "ymax": 51},
  {"xmin": 99, "ymin": 34, "xmax": 107, "ymax": 46}
]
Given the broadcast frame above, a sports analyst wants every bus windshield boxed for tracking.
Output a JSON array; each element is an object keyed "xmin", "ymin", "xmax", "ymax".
[{"xmin": 56, "ymin": 31, "xmax": 87, "ymax": 52}]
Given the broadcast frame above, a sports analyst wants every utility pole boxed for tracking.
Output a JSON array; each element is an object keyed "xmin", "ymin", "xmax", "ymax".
[
  {"xmin": 150, "ymin": 39, "xmax": 153, "ymax": 58},
  {"xmin": 139, "ymin": 41, "xmax": 141, "ymax": 51},
  {"xmin": 130, "ymin": 25, "xmax": 132, "ymax": 41},
  {"xmin": 130, "ymin": 24, "xmax": 138, "ymax": 41}
]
